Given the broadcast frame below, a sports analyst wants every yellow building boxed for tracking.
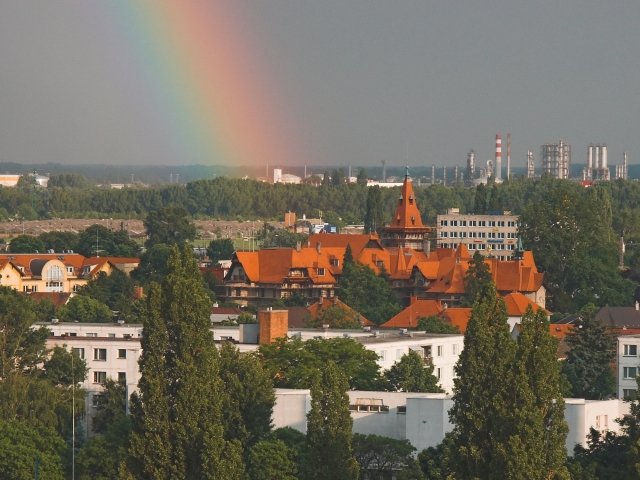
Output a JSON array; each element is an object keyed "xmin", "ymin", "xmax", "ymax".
[{"xmin": 0, "ymin": 254, "xmax": 139, "ymax": 293}]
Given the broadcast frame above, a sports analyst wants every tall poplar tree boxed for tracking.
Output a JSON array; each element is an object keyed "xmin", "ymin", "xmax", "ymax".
[
  {"xmin": 512, "ymin": 305, "xmax": 569, "ymax": 479},
  {"xmin": 127, "ymin": 247, "xmax": 243, "ymax": 480},
  {"xmin": 449, "ymin": 282, "xmax": 515, "ymax": 479},
  {"xmin": 305, "ymin": 361, "xmax": 359, "ymax": 480}
]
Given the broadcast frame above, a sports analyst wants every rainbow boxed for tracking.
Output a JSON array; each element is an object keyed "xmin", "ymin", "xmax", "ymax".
[{"xmin": 97, "ymin": 1, "xmax": 299, "ymax": 165}]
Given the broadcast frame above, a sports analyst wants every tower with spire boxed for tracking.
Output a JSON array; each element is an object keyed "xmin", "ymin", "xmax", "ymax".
[{"xmin": 381, "ymin": 167, "xmax": 432, "ymax": 251}]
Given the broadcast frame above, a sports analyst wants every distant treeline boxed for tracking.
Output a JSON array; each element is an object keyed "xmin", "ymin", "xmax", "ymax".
[{"xmin": 2, "ymin": 174, "xmax": 640, "ymax": 227}]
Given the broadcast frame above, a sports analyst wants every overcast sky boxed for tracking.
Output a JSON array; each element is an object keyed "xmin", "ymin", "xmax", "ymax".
[{"xmin": 1, "ymin": 1, "xmax": 639, "ymax": 168}]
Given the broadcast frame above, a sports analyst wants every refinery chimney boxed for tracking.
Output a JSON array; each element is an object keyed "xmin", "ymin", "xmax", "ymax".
[
  {"xmin": 467, "ymin": 149, "xmax": 476, "ymax": 180},
  {"xmin": 527, "ymin": 150, "xmax": 535, "ymax": 179},
  {"xmin": 495, "ymin": 134, "xmax": 502, "ymax": 180},
  {"xmin": 431, "ymin": 165, "xmax": 435, "ymax": 185},
  {"xmin": 507, "ymin": 134, "xmax": 511, "ymax": 179}
]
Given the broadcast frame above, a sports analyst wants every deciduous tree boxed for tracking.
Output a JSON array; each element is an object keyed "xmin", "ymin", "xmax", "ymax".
[
  {"xmin": 143, "ymin": 206, "xmax": 196, "ymax": 248},
  {"xmin": 383, "ymin": 351, "xmax": 443, "ymax": 393}
]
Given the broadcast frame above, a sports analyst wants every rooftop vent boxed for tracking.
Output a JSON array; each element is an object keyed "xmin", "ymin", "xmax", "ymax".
[
  {"xmin": 47, "ymin": 249, "xmax": 54, "ymax": 254},
  {"xmin": 51, "ymin": 318, "xmax": 59, "ymax": 324},
  {"xmin": 399, "ymin": 328, "xmax": 408, "ymax": 335}
]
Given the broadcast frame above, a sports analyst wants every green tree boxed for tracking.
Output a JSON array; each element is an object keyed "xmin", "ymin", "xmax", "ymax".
[
  {"xmin": 353, "ymin": 433, "xmax": 424, "ymax": 480},
  {"xmin": 42, "ymin": 346, "xmax": 88, "ymax": 387},
  {"xmin": 262, "ymin": 228, "xmax": 307, "ymax": 248},
  {"xmin": 449, "ymin": 282, "xmax": 516, "ymax": 479},
  {"xmin": 127, "ymin": 247, "xmax": 244, "ymax": 479},
  {"xmin": 207, "ymin": 238, "xmax": 235, "ymax": 264},
  {"xmin": 461, "ymin": 250, "xmax": 493, "ymax": 307},
  {"xmin": 343, "ymin": 244, "xmax": 354, "ymax": 266},
  {"xmin": 305, "ymin": 361, "xmax": 359, "ymax": 480},
  {"xmin": 384, "ymin": 351, "xmax": 443, "ymax": 393},
  {"xmin": 339, "ymin": 261, "xmax": 401, "ymax": 325},
  {"xmin": 246, "ymin": 439, "xmax": 299, "ymax": 480},
  {"xmin": 131, "ymin": 243, "xmax": 173, "ymax": 285},
  {"xmin": 76, "ymin": 224, "xmax": 140, "ymax": 258},
  {"xmin": 39, "ymin": 231, "xmax": 79, "ymax": 253},
  {"xmin": 76, "ymin": 416, "xmax": 130, "ymax": 480},
  {"xmin": 259, "ymin": 336, "xmax": 383, "ymax": 390},
  {"xmin": 566, "ymin": 428, "xmax": 628, "ymax": 480},
  {"xmin": 510, "ymin": 305, "xmax": 569, "ymax": 479},
  {"xmin": 562, "ymin": 304, "xmax": 616, "ymax": 399},
  {"xmin": 92, "ymin": 378, "xmax": 127, "ymax": 434},
  {"xmin": 57, "ymin": 295, "xmax": 113, "ymax": 323},
  {"xmin": 48, "ymin": 173, "xmax": 88, "ymax": 189},
  {"xmin": 9, "ymin": 234, "xmax": 44, "ymax": 253},
  {"xmin": 143, "ymin": 205, "xmax": 196, "ymax": 247},
  {"xmin": 487, "ymin": 183, "xmax": 504, "ymax": 211},
  {"xmin": 357, "ymin": 168, "xmax": 368, "ymax": 187},
  {"xmin": 17, "ymin": 173, "xmax": 38, "ymax": 189},
  {"xmin": 218, "ymin": 341, "xmax": 275, "ymax": 451},
  {"xmin": 322, "ymin": 171, "xmax": 331, "ymax": 187},
  {"xmin": 0, "ymin": 420, "xmax": 66, "ymax": 480},
  {"xmin": 417, "ymin": 432, "xmax": 456, "ymax": 480},
  {"xmin": 304, "ymin": 304, "xmax": 362, "ymax": 329},
  {"xmin": 78, "ymin": 269, "xmax": 135, "ymax": 312},
  {"xmin": 416, "ymin": 315, "xmax": 459, "ymax": 334},
  {"xmin": 17, "ymin": 203, "xmax": 38, "ymax": 221},
  {"xmin": 364, "ymin": 186, "xmax": 384, "ymax": 233},
  {"xmin": 331, "ymin": 168, "xmax": 346, "ymax": 186},
  {"xmin": 473, "ymin": 183, "xmax": 487, "ymax": 214}
]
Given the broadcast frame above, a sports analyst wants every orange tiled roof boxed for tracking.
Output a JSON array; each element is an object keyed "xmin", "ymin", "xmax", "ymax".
[
  {"xmin": 502, "ymin": 292, "xmax": 550, "ymax": 317},
  {"xmin": 0, "ymin": 253, "xmax": 87, "ymax": 278},
  {"xmin": 549, "ymin": 324, "xmax": 574, "ymax": 340},
  {"xmin": 437, "ymin": 308, "xmax": 473, "ymax": 332},
  {"xmin": 305, "ymin": 234, "xmax": 383, "ymax": 257},
  {"xmin": 21, "ymin": 291, "xmax": 72, "ymax": 309},
  {"xmin": 306, "ymin": 297, "xmax": 375, "ymax": 326},
  {"xmin": 380, "ymin": 299, "xmax": 442, "ymax": 328}
]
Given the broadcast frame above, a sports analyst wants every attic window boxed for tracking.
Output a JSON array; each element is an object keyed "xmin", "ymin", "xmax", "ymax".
[
  {"xmin": 409, "ymin": 195, "xmax": 414, "ymax": 204},
  {"xmin": 399, "ymin": 195, "xmax": 403, "ymax": 205},
  {"xmin": 376, "ymin": 260, "xmax": 384, "ymax": 267},
  {"xmin": 411, "ymin": 216, "xmax": 415, "ymax": 225},
  {"xmin": 317, "ymin": 268, "xmax": 325, "ymax": 276},
  {"xmin": 330, "ymin": 259, "xmax": 339, "ymax": 267}
]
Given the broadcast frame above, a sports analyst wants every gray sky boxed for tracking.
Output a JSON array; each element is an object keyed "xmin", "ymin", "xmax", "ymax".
[{"xmin": 1, "ymin": 1, "xmax": 639, "ymax": 168}]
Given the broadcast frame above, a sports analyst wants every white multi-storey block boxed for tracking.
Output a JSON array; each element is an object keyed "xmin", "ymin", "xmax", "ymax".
[
  {"xmin": 617, "ymin": 335, "xmax": 640, "ymax": 399},
  {"xmin": 437, "ymin": 208, "xmax": 519, "ymax": 260}
]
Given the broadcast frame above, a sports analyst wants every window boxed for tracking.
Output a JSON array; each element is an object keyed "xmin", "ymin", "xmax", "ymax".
[
  {"xmin": 46, "ymin": 281, "xmax": 63, "ymax": 292},
  {"xmin": 94, "ymin": 348, "xmax": 107, "ymax": 361},
  {"xmin": 460, "ymin": 232, "xmax": 467, "ymax": 238},
  {"xmin": 440, "ymin": 220, "xmax": 448, "ymax": 226},
  {"xmin": 451, "ymin": 220, "xmax": 458, "ymax": 226},
  {"xmin": 498, "ymin": 233, "xmax": 505, "ymax": 239},
  {"xmin": 596, "ymin": 415, "xmax": 608, "ymax": 430},
  {"xmin": 460, "ymin": 220, "xmax": 467, "ymax": 226},
  {"xmin": 624, "ymin": 345, "xmax": 638, "ymax": 356},
  {"xmin": 508, "ymin": 233, "xmax": 516, "ymax": 239},
  {"xmin": 469, "ymin": 244, "xmax": 476, "ymax": 250},
  {"xmin": 469, "ymin": 232, "xmax": 477, "ymax": 238},
  {"xmin": 379, "ymin": 350, "xmax": 387, "ymax": 361},
  {"xmin": 317, "ymin": 268, "xmax": 325, "ymax": 276},
  {"xmin": 453, "ymin": 344, "xmax": 458, "ymax": 355},
  {"xmin": 65, "ymin": 332, "xmax": 77, "ymax": 337},
  {"xmin": 488, "ymin": 232, "xmax": 496, "ymax": 239},
  {"xmin": 441, "ymin": 232, "xmax": 448, "ymax": 238},
  {"xmin": 436, "ymin": 368, "xmax": 441, "ymax": 379},
  {"xmin": 376, "ymin": 260, "xmax": 384, "ymax": 267},
  {"xmin": 452, "ymin": 366, "xmax": 457, "ymax": 378},
  {"xmin": 470, "ymin": 220, "xmax": 477, "ymax": 227},
  {"xmin": 67, "ymin": 267, "xmax": 74, "ymax": 274},
  {"xmin": 450, "ymin": 232, "xmax": 458, "ymax": 238},
  {"xmin": 73, "ymin": 284, "xmax": 80, "ymax": 292},
  {"xmin": 624, "ymin": 389, "xmax": 638, "ymax": 399},
  {"xmin": 23, "ymin": 286, "xmax": 28, "ymax": 292},
  {"xmin": 437, "ymin": 345, "xmax": 443, "ymax": 357},
  {"xmin": 46, "ymin": 265, "xmax": 64, "ymax": 281},
  {"xmin": 478, "ymin": 244, "xmax": 486, "ymax": 250},
  {"xmin": 396, "ymin": 349, "xmax": 403, "ymax": 360},
  {"xmin": 118, "ymin": 372, "xmax": 127, "ymax": 383},
  {"xmin": 108, "ymin": 333, "xmax": 116, "ymax": 338},
  {"xmin": 92, "ymin": 394, "xmax": 102, "ymax": 407},
  {"xmin": 508, "ymin": 221, "xmax": 516, "ymax": 227},
  {"xmin": 478, "ymin": 232, "xmax": 486, "ymax": 238},
  {"xmin": 72, "ymin": 348, "xmax": 85, "ymax": 359},
  {"xmin": 397, "ymin": 406, "xmax": 407, "ymax": 414},
  {"xmin": 488, "ymin": 221, "xmax": 496, "ymax": 227},
  {"xmin": 86, "ymin": 333, "xmax": 97, "ymax": 337},
  {"xmin": 349, "ymin": 399, "xmax": 389, "ymax": 413},
  {"xmin": 624, "ymin": 367, "xmax": 638, "ymax": 379},
  {"xmin": 330, "ymin": 259, "xmax": 339, "ymax": 267},
  {"xmin": 93, "ymin": 371, "xmax": 107, "ymax": 384},
  {"xmin": 118, "ymin": 349, "xmax": 127, "ymax": 359},
  {"xmin": 498, "ymin": 221, "xmax": 505, "ymax": 227}
]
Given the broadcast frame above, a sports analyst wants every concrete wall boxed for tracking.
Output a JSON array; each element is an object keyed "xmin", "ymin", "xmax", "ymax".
[
  {"xmin": 406, "ymin": 396, "xmax": 454, "ymax": 452},
  {"xmin": 565, "ymin": 399, "xmax": 630, "ymax": 453}
]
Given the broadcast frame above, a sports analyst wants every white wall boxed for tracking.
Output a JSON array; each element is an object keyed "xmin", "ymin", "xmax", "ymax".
[
  {"xmin": 564, "ymin": 399, "xmax": 630, "ymax": 453},
  {"xmin": 617, "ymin": 335, "xmax": 640, "ymax": 399}
]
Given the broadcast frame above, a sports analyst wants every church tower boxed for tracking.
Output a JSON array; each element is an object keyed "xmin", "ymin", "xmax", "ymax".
[{"xmin": 381, "ymin": 167, "xmax": 432, "ymax": 251}]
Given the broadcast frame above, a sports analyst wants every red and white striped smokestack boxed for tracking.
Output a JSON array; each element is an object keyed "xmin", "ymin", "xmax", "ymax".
[
  {"xmin": 507, "ymin": 133, "xmax": 511, "ymax": 179},
  {"xmin": 495, "ymin": 134, "xmax": 502, "ymax": 180}
]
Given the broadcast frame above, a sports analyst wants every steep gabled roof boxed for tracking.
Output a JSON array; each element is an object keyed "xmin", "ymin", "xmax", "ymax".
[
  {"xmin": 380, "ymin": 299, "xmax": 442, "ymax": 328},
  {"xmin": 305, "ymin": 234, "xmax": 383, "ymax": 258},
  {"xmin": 385, "ymin": 171, "xmax": 428, "ymax": 232},
  {"xmin": 502, "ymin": 292, "xmax": 550, "ymax": 317}
]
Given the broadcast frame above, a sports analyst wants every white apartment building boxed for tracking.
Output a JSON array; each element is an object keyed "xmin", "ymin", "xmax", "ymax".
[
  {"xmin": 273, "ymin": 390, "xmax": 630, "ymax": 455},
  {"xmin": 436, "ymin": 208, "xmax": 519, "ymax": 260},
  {"xmin": 617, "ymin": 335, "xmax": 640, "ymax": 399}
]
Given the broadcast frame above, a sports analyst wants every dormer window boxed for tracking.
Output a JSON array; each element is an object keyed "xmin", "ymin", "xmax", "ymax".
[
  {"xmin": 67, "ymin": 267, "xmax": 74, "ymax": 274},
  {"xmin": 330, "ymin": 259, "xmax": 339, "ymax": 267},
  {"xmin": 409, "ymin": 195, "xmax": 414, "ymax": 204},
  {"xmin": 317, "ymin": 268, "xmax": 325, "ymax": 276},
  {"xmin": 399, "ymin": 195, "xmax": 403, "ymax": 205}
]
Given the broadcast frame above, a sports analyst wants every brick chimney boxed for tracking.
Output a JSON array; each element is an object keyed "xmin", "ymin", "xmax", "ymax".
[
  {"xmin": 410, "ymin": 295, "xmax": 417, "ymax": 305},
  {"xmin": 258, "ymin": 308, "xmax": 289, "ymax": 345},
  {"xmin": 316, "ymin": 242, "xmax": 321, "ymax": 254}
]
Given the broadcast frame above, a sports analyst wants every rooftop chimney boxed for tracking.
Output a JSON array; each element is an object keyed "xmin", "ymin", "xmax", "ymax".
[
  {"xmin": 258, "ymin": 309, "xmax": 288, "ymax": 345},
  {"xmin": 636, "ymin": 301, "xmax": 639, "ymax": 311},
  {"xmin": 296, "ymin": 242, "xmax": 301, "ymax": 252},
  {"xmin": 316, "ymin": 242, "xmax": 321, "ymax": 254}
]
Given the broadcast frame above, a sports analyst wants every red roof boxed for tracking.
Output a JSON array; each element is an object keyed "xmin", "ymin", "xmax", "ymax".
[
  {"xmin": 307, "ymin": 297, "xmax": 375, "ymax": 326},
  {"xmin": 502, "ymin": 292, "xmax": 549, "ymax": 317},
  {"xmin": 380, "ymin": 299, "xmax": 442, "ymax": 328},
  {"xmin": 437, "ymin": 308, "xmax": 473, "ymax": 332}
]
